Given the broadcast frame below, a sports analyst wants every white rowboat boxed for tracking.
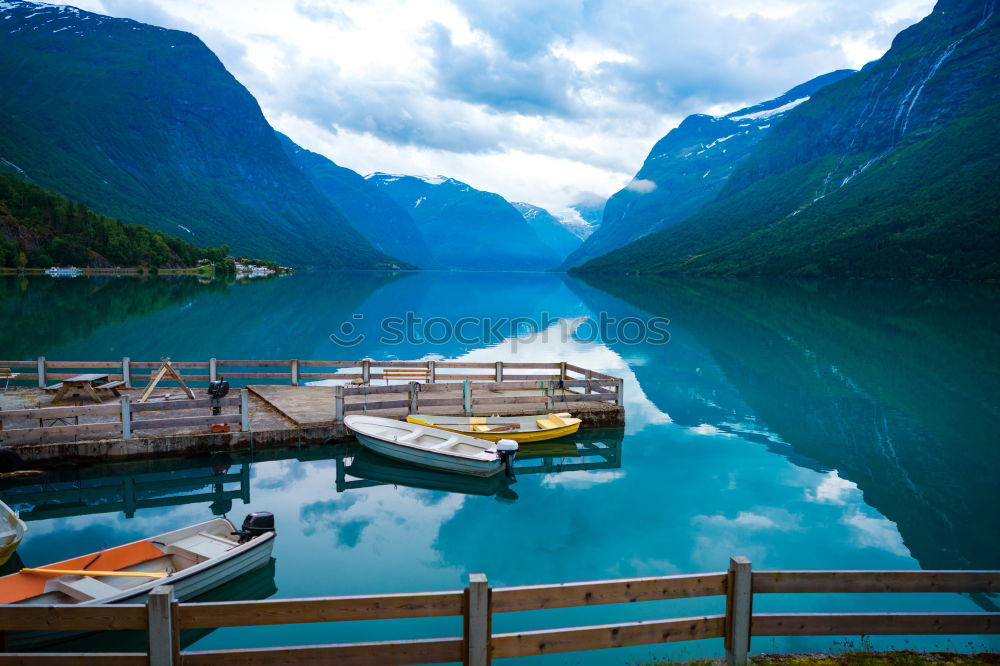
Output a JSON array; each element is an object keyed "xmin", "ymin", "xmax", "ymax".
[
  {"xmin": 344, "ymin": 415, "xmax": 518, "ymax": 477},
  {"xmin": 0, "ymin": 513, "xmax": 275, "ymax": 650},
  {"xmin": 0, "ymin": 499, "xmax": 27, "ymax": 566}
]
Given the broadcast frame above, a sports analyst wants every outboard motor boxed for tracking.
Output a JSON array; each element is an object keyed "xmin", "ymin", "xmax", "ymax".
[
  {"xmin": 207, "ymin": 378, "xmax": 230, "ymax": 416},
  {"xmin": 232, "ymin": 511, "xmax": 275, "ymax": 544},
  {"xmin": 496, "ymin": 439, "xmax": 519, "ymax": 478}
]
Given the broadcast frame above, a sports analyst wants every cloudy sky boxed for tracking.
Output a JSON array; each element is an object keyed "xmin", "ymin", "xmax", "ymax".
[{"xmin": 70, "ymin": 0, "xmax": 933, "ymax": 216}]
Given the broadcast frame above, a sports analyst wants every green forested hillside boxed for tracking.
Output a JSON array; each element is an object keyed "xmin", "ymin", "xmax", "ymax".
[
  {"xmin": 576, "ymin": 0, "xmax": 1000, "ymax": 279},
  {"xmin": 0, "ymin": 172, "xmax": 229, "ymax": 268}
]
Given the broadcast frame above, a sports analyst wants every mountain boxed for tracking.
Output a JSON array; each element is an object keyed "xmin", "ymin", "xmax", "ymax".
[
  {"xmin": 0, "ymin": 1, "xmax": 396, "ymax": 269},
  {"xmin": 562, "ymin": 70, "xmax": 854, "ymax": 268},
  {"xmin": 276, "ymin": 133, "xmax": 433, "ymax": 267},
  {"xmin": 510, "ymin": 202, "xmax": 583, "ymax": 262},
  {"xmin": 366, "ymin": 174, "xmax": 562, "ymax": 270},
  {"xmin": 577, "ymin": 0, "xmax": 1000, "ymax": 278},
  {"xmin": 564, "ymin": 195, "xmax": 606, "ymax": 240},
  {"xmin": 0, "ymin": 170, "xmax": 227, "ymax": 268}
]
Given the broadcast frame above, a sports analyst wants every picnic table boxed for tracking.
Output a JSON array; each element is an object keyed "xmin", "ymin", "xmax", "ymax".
[{"xmin": 48, "ymin": 373, "xmax": 126, "ymax": 404}]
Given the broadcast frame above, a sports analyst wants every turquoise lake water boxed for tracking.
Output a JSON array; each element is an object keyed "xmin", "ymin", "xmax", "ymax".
[{"xmin": 1, "ymin": 272, "xmax": 998, "ymax": 663}]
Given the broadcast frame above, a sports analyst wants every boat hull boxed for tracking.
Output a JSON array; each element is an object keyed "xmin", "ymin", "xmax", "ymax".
[
  {"xmin": 406, "ymin": 418, "xmax": 581, "ymax": 443},
  {"xmin": 354, "ymin": 432, "xmax": 503, "ymax": 477},
  {"xmin": 3, "ymin": 529, "xmax": 275, "ymax": 651},
  {"xmin": 0, "ymin": 500, "xmax": 26, "ymax": 567}
]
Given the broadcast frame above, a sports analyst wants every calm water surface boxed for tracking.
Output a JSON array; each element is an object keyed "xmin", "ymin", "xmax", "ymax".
[{"xmin": 1, "ymin": 272, "xmax": 998, "ymax": 663}]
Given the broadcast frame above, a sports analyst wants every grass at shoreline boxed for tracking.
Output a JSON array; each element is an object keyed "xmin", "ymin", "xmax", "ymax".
[{"xmin": 642, "ymin": 653, "xmax": 1000, "ymax": 666}]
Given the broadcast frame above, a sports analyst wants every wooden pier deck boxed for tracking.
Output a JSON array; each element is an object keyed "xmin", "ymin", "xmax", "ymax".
[{"xmin": 0, "ymin": 358, "xmax": 624, "ymax": 468}]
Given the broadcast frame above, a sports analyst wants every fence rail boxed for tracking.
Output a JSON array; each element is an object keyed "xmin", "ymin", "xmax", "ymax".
[
  {"xmin": 0, "ymin": 559, "xmax": 996, "ymax": 665},
  {"xmin": 0, "ymin": 392, "xmax": 247, "ymax": 445},
  {"xmin": 0, "ymin": 359, "xmax": 622, "ymax": 394}
]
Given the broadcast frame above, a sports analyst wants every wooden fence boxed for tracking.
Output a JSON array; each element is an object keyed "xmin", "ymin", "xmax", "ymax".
[
  {"xmin": 0, "ymin": 558, "xmax": 996, "ymax": 665},
  {"xmin": 0, "ymin": 359, "xmax": 621, "ymax": 392},
  {"xmin": 0, "ymin": 391, "xmax": 248, "ymax": 445}
]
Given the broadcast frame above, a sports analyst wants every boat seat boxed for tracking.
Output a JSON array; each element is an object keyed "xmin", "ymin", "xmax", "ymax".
[
  {"xmin": 167, "ymin": 532, "xmax": 235, "ymax": 561},
  {"xmin": 48, "ymin": 576, "xmax": 122, "ymax": 602},
  {"xmin": 430, "ymin": 436, "xmax": 460, "ymax": 450},
  {"xmin": 397, "ymin": 428, "xmax": 423, "ymax": 442}
]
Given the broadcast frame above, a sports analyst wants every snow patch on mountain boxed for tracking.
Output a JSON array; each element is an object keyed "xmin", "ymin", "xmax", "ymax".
[{"xmin": 728, "ymin": 97, "xmax": 810, "ymax": 121}]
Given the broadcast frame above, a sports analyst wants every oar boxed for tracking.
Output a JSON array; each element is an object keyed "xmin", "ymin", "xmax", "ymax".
[{"xmin": 21, "ymin": 568, "xmax": 168, "ymax": 578}]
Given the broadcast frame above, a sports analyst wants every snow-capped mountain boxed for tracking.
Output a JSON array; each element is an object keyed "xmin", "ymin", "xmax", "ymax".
[
  {"xmin": 562, "ymin": 70, "xmax": 854, "ymax": 268},
  {"xmin": 367, "ymin": 173, "xmax": 562, "ymax": 270}
]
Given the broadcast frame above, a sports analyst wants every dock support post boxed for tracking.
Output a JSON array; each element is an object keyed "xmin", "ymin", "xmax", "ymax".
[
  {"xmin": 409, "ymin": 381, "xmax": 419, "ymax": 414},
  {"xmin": 121, "ymin": 395, "xmax": 131, "ymax": 440},
  {"xmin": 725, "ymin": 556, "xmax": 752, "ymax": 666},
  {"xmin": 209, "ymin": 358, "xmax": 217, "ymax": 383},
  {"xmin": 464, "ymin": 573, "xmax": 492, "ymax": 666},
  {"xmin": 362, "ymin": 359, "xmax": 371, "ymax": 385},
  {"xmin": 147, "ymin": 585, "xmax": 179, "ymax": 666},
  {"xmin": 240, "ymin": 388, "xmax": 249, "ymax": 432},
  {"xmin": 37, "ymin": 356, "xmax": 45, "ymax": 388},
  {"xmin": 335, "ymin": 385, "xmax": 345, "ymax": 423},
  {"xmin": 495, "ymin": 361, "xmax": 503, "ymax": 382},
  {"xmin": 122, "ymin": 357, "xmax": 131, "ymax": 388},
  {"xmin": 291, "ymin": 359, "xmax": 299, "ymax": 386},
  {"xmin": 428, "ymin": 360, "xmax": 436, "ymax": 383}
]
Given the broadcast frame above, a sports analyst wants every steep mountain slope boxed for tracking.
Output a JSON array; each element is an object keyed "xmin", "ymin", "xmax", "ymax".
[
  {"xmin": 0, "ymin": 170, "xmax": 227, "ymax": 267},
  {"xmin": 563, "ymin": 70, "xmax": 854, "ymax": 268},
  {"xmin": 367, "ymin": 174, "xmax": 562, "ymax": 270},
  {"xmin": 511, "ymin": 202, "xmax": 583, "ymax": 262},
  {"xmin": 578, "ymin": 0, "xmax": 1000, "ymax": 278},
  {"xmin": 277, "ymin": 133, "xmax": 432, "ymax": 267},
  {"xmin": 0, "ymin": 1, "xmax": 395, "ymax": 268}
]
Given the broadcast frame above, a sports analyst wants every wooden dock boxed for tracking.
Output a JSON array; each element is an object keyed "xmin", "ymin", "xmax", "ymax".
[{"xmin": 0, "ymin": 359, "xmax": 624, "ymax": 467}]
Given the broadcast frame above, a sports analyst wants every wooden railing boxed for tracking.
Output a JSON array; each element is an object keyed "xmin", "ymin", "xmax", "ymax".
[
  {"xmin": 0, "ymin": 359, "xmax": 621, "ymax": 391},
  {"xmin": 0, "ymin": 559, "xmax": 995, "ymax": 665},
  {"xmin": 0, "ymin": 392, "xmax": 248, "ymax": 445}
]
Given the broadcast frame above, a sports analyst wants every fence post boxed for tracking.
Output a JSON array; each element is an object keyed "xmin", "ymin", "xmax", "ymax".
[
  {"xmin": 362, "ymin": 359, "xmax": 371, "ymax": 385},
  {"xmin": 122, "ymin": 357, "xmax": 131, "ymax": 388},
  {"xmin": 290, "ymin": 359, "xmax": 299, "ymax": 386},
  {"xmin": 37, "ymin": 356, "xmax": 45, "ymax": 388},
  {"xmin": 240, "ymin": 388, "xmax": 249, "ymax": 432},
  {"xmin": 121, "ymin": 395, "xmax": 131, "ymax": 440},
  {"xmin": 560, "ymin": 361, "xmax": 567, "ymax": 381},
  {"xmin": 209, "ymin": 358, "xmax": 217, "ymax": 383},
  {"xmin": 335, "ymin": 385, "xmax": 345, "ymax": 422},
  {"xmin": 464, "ymin": 573, "xmax": 492, "ymax": 666},
  {"xmin": 546, "ymin": 381, "xmax": 555, "ymax": 410},
  {"xmin": 725, "ymin": 556, "xmax": 752, "ymax": 666},
  {"xmin": 495, "ymin": 361, "xmax": 503, "ymax": 383},
  {"xmin": 428, "ymin": 360, "xmax": 436, "ymax": 383},
  {"xmin": 147, "ymin": 585, "xmax": 178, "ymax": 666},
  {"xmin": 463, "ymin": 380, "xmax": 472, "ymax": 416},
  {"xmin": 615, "ymin": 378, "xmax": 624, "ymax": 404},
  {"xmin": 409, "ymin": 381, "xmax": 419, "ymax": 414}
]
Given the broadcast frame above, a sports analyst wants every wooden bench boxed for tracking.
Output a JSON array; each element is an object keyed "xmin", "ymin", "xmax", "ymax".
[
  {"xmin": 96, "ymin": 380, "xmax": 126, "ymax": 396},
  {"xmin": 382, "ymin": 368, "xmax": 431, "ymax": 384},
  {"xmin": 0, "ymin": 368, "xmax": 18, "ymax": 392}
]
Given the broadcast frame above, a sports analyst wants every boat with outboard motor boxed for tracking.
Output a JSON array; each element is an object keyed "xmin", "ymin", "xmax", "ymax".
[
  {"xmin": 0, "ymin": 512, "xmax": 275, "ymax": 650},
  {"xmin": 344, "ymin": 414, "xmax": 518, "ymax": 476},
  {"xmin": 406, "ymin": 412, "xmax": 582, "ymax": 443}
]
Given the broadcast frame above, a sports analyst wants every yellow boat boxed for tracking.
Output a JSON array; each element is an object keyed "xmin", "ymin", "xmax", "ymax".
[
  {"xmin": 406, "ymin": 412, "xmax": 582, "ymax": 443},
  {"xmin": 0, "ymin": 499, "xmax": 27, "ymax": 566}
]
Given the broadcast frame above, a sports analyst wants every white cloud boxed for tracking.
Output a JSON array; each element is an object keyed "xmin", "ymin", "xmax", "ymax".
[
  {"xmin": 67, "ymin": 0, "xmax": 935, "ymax": 210},
  {"xmin": 841, "ymin": 510, "xmax": 910, "ymax": 556},
  {"xmin": 625, "ymin": 178, "xmax": 657, "ymax": 194},
  {"xmin": 804, "ymin": 470, "xmax": 859, "ymax": 505},
  {"xmin": 540, "ymin": 470, "xmax": 626, "ymax": 488}
]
